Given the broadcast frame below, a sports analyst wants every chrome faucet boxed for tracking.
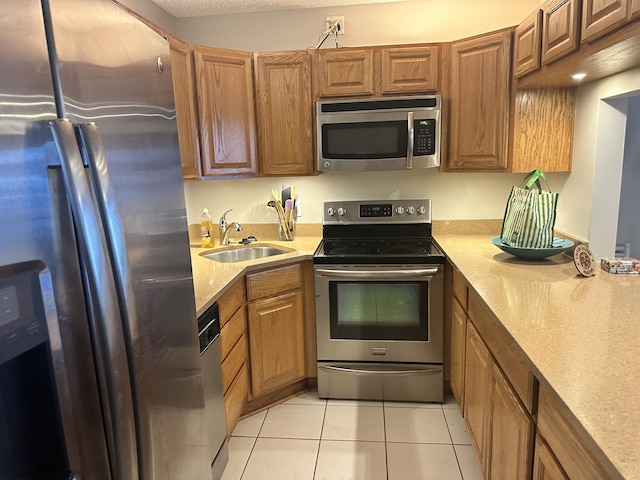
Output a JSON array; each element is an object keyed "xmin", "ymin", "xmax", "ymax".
[{"xmin": 219, "ymin": 209, "xmax": 242, "ymax": 245}]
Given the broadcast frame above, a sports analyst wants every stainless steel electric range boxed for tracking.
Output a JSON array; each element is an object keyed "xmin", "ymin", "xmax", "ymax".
[{"xmin": 313, "ymin": 199, "xmax": 445, "ymax": 403}]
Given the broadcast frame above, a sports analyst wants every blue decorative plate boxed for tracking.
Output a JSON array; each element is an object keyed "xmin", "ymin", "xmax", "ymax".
[{"xmin": 490, "ymin": 236, "xmax": 575, "ymax": 259}]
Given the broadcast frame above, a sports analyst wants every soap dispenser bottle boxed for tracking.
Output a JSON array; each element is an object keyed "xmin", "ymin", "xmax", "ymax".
[{"xmin": 200, "ymin": 208, "xmax": 214, "ymax": 248}]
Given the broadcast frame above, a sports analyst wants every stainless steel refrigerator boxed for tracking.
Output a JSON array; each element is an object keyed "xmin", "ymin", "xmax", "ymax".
[{"xmin": 0, "ymin": 1, "xmax": 219, "ymax": 479}]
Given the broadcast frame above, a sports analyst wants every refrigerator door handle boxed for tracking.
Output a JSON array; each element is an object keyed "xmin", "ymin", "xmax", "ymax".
[
  {"xmin": 76, "ymin": 122, "xmax": 154, "ymax": 479},
  {"xmin": 49, "ymin": 119, "xmax": 139, "ymax": 480}
]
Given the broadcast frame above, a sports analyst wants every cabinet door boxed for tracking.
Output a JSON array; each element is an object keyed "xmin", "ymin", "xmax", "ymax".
[
  {"xmin": 541, "ymin": 0, "xmax": 581, "ymax": 65},
  {"xmin": 487, "ymin": 364, "xmax": 534, "ymax": 480},
  {"xmin": 632, "ymin": 0, "xmax": 640, "ymax": 18},
  {"xmin": 256, "ymin": 51, "xmax": 314, "ymax": 176},
  {"xmin": 448, "ymin": 30, "xmax": 511, "ymax": 171},
  {"xmin": 533, "ymin": 435, "xmax": 569, "ymax": 480},
  {"xmin": 379, "ymin": 46, "xmax": 439, "ymax": 94},
  {"xmin": 169, "ymin": 38, "xmax": 200, "ymax": 180},
  {"xmin": 463, "ymin": 322, "xmax": 493, "ymax": 468},
  {"xmin": 313, "ymin": 48, "xmax": 374, "ymax": 97},
  {"xmin": 514, "ymin": 9, "xmax": 543, "ymax": 78},
  {"xmin": 582, "ymin": 0, "xmax": 630, "ymax": 42},
  {"xmin": 450, "ymin": 298, "xmax": 467, "ymax": 407},
  {"xmin": 511, "ymin": 87, "xmax": 575, "ymax": 173},
  {"xmin": 193, "ymin": 46, "xmax": 258, "ymax": 177},
  {"xmin": 248, "ymin": 291, "xmax": 305, "ymax": 397}
]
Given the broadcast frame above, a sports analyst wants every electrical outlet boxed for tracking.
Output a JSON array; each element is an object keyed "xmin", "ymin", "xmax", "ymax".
[{"xmin": 325, "ymin": 16, "xmax": 345, "ymax": 35}]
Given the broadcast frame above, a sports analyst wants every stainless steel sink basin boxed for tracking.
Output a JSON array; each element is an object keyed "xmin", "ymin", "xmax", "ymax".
[{"xmin": 199, "ymin": 244, "xmax": 294, "ymax": 263}]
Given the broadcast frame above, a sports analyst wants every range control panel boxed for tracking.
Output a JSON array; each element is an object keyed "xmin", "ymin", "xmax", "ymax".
[{"xmin": 322, "ymin": 199, "xmax": 432, "ymax": 225}]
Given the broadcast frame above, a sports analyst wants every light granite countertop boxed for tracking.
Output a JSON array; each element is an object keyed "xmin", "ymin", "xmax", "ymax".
[
  {"xmin": 190, "ymin": 232, "xmax": 639, "ymax": 479},
  {"xmin": 190, "ymin": 236, "xmax": 322, "ymax": 316},
  {"xmin": 436, "ymin": 234, "xmax": 639, "ymax": 480}
]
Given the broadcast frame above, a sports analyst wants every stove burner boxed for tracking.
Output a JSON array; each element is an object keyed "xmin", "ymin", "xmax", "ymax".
[
  {"xmin": 330, "ymin": 247, "xmax": 372, "ymax": 255},
  {"xmin": 377, "ymin": 245, "xmax": 428, "ymax": 255}
]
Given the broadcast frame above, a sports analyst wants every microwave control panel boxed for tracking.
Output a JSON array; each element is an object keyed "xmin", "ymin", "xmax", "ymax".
[{"xmin": 414, "ymin": 119, "xmax": 436, "ymax": 156}]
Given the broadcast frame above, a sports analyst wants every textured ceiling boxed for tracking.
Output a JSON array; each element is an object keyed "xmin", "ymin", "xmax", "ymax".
[{"xmin": 150, "ymin": 0, "xmax": 411, "ymax": 17}]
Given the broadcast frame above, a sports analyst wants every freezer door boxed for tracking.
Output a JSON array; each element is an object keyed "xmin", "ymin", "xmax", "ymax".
[
  {"xmin": 0, "ymin": 2, "xmax": 111, "ymax": 479},
  {"xmin": 46, "ymin": 1, "xmax": 211, "ymax": 479}
]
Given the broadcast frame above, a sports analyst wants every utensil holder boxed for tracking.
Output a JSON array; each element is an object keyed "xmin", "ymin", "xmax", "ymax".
[{"xmin": 278, "ymin": 208, "xmax": 296, "ymax": 241}]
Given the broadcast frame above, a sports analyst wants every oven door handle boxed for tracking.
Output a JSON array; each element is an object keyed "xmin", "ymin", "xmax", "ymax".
[
  {"xmin": 318, "ymin": 365, "xmax": 442, "ymax": 376},
  {"xmin": 314, "ymin": 267, "xmax": 440, "ymax": 279}
]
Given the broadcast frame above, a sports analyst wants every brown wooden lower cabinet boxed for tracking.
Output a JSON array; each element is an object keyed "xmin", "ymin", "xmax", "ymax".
[
  {"xmin": 463, "ymin": 322, "xmax": 493, "ymax": 464},
  {"xmin": 224, "ymin": 363, "xmax": 249, "ymax": 437},
  {"xmin": 487, "ymin": 364, "xmax": 534, "ymax": 479},
  {"xmin": 537, "ymin": 384, "xmax": 614, "ymax": 479},
  {"xmin": 449, "ymin": 297, "xmax": 467, "ymax": 406},
  {"xmin": 449, "ymin": 268, "xmax": 618, "ymax": 480},
  {"xmin": 247, "ymin": 290, "xmax": 306, "ymax": 397},
  {"xmin": 533, "ymin": 434, "xmax": 569, "ymax": 480}
]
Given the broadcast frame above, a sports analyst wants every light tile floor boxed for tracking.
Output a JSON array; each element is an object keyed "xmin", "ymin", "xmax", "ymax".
[{"xmin": 220, "ymin": 391, "xmax": 483, "ymax": 480}]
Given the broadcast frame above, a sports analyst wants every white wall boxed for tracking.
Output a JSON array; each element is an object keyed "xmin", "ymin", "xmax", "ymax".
[
  {"xmin": 616, "ymin": 96, "xmax": 640, "ymax": 258},
  {"xmin": 560, "ymin": 67, "xmax": 640, "ymax": 259},
  {"xmin": 119, "ymin": 0, "xmax": 177, "ymax": 33},
  {"xmin": 176, "ymin": 0, "xmax": 539, "ymax": 50}
]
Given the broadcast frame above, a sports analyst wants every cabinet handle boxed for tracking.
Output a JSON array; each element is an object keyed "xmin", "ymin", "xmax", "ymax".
[{"xmin": 547, "ymin": 0, "xmax": 569, "ymax": 15}]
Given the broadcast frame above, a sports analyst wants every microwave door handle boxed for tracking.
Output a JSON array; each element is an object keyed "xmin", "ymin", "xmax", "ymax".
[{"xmin": 406, "ymin": 111, "xmax": 414, "ymax": 169}]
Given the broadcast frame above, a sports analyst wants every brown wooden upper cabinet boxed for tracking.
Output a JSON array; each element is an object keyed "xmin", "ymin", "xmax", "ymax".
[
  {"xmin": 193, "ymin": 46, "xmax": 258, "ymax": 178},
  {"xmin": 541, "ymin": 0, "xmax": 581, "ymax": 65},
  {"xmin": 446, "ymin": 30, "xmax": 512, "ymax": 171},
  {"xmin": 313, "ymin": 45, "xmax": 440, "ymax": 98},
  {"xmin": 582, "ymin": 0, "xmax": 634, "ymax": 42},
  {"xmin": 168, "ymin": 37, "xmax": 201, "ymax": 180},
  {"xmin": 313, "ymin": 48, "xmax": 374, "ymax": 98},
  {"xmin": 255, "ymin": 51, "xmax": 315, "ymax": 176},
  {"xmin": 514, "ymin": 9, "xmax": 543, "ymax": 78},
  {"xmin": 378, "ymin": 46, "xmax": 439, "ymax": 95}
]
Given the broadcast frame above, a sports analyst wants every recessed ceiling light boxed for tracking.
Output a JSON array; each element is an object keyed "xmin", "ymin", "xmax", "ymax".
[{"xmin": 572, "ymin": 73, "xmax": 587, "ymax": 81}]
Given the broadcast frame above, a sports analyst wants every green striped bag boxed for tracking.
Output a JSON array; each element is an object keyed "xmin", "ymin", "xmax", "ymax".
[{"xmin": 500, "ymin": 170, "xmax": 558, "ymax": 248}]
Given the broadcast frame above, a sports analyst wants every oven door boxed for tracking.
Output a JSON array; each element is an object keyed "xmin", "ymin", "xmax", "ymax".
[{"xmin": 314, "ymin": 264, "xmax": 443, "ymax": 364}]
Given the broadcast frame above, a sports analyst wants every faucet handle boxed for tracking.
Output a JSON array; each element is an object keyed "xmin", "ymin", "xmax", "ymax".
[{"xmin": 220, "ymin": 208, "xmax": 233, "ymax": 226}]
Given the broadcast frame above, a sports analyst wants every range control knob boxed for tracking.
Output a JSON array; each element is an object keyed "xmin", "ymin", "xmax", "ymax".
[
  {"xmin": 327, "ymin": 207, "xmax": 335, "ymax": 216},
  {"xmin": 395, "ymin": 206, "xmax": 405, "ymax": 215},
  {"xmin": 407, "ymin": 206, "xmax": 416, "ymax": 215},
  {"xmin": 417, "ymin": 205, "xmax": 427, "ymax": 215},
  {"xmin": 337, "ymin": 207, "xmax": 347, "ymax": 216}
]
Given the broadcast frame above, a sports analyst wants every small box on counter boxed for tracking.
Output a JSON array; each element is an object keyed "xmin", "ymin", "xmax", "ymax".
[{"xmin": 600, "ymin": 257, "xmax": 640, "ymax": 274}]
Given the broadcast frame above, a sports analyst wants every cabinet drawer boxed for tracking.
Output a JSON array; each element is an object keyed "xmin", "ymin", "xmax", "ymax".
[
  {"xmin": 224, "ymin": 363, "xmax": 248, "ymax": 437},
  {"xmin": 218, "ymin": 277, "xmax": 246, "ymax": 327},
  {"xmin": 246, "ymin": 263, "xmax": 302, "ymax": 301},
  {"xmin": 220, "ymin": 306, "xmax": 246, "ymax": 361},
  {"xmin": 468, "ymin": 293, "xmax": 537, "ymax": 413},
  {"xmin": 537, "ymin": 384, "xmax": 612, "ymax": 479},
  {"xmin": 452, "ymin": 268, "xmax": 468, "ymax": 310},
  {"xmin": 221, "ymin": 334, "xmax": 246, "ymax": 393}
]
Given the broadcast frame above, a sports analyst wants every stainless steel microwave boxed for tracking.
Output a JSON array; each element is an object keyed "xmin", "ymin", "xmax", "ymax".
[{"xmin": 316, "ymin": 95, "xmax": 441, "ymax": 172}]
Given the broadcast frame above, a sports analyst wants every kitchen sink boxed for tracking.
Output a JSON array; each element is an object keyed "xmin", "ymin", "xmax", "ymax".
[{"xmin": 199, "ymin": 244, "xmax": 294, "ymax": 263}]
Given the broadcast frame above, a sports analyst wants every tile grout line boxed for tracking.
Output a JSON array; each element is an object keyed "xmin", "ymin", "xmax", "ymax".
[
  {"xmin": 238, "ymin": 408, "xmax": 268, "ymax": 480},
  {"xmin": 442, "ymin": 404, "xmax": 465, "ymax": 480},
  {"xmin": 311, "ymin": 400, "xmax": 328, "ymax": 480},
  {"xmin": 383, "ymin": 401, "xmax": 390, "ymax": 480}
]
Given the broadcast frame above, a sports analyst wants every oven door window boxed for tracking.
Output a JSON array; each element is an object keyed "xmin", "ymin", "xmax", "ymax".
[
  {"xmin": 322, "ymin": 121, "xmax": 407, "ymax": 160},
  {"xmin": 329, "ymin": 281, "xmax": 428, "ymax": 340}
]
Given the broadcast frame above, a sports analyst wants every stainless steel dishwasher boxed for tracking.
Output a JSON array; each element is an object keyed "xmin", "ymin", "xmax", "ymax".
[{"xmin": 198, "ymin": 302, "xmax": 228, "ymax": 479}]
